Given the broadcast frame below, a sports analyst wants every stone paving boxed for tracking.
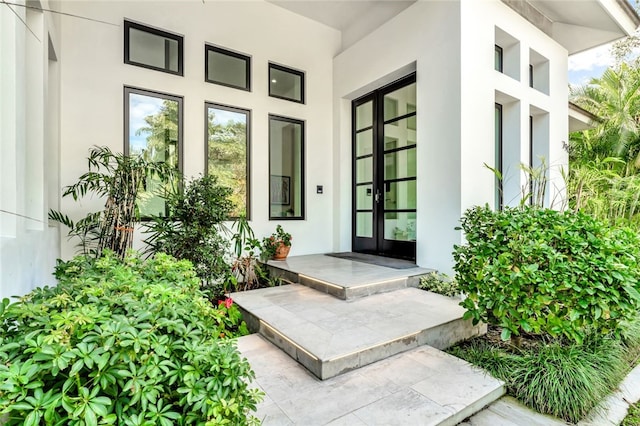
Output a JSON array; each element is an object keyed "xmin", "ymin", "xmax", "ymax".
[
  {"xmin": 237, "ymin": 334, "xmax": 504, "ymax": 425},
  {"xmin": 233, "ymin": 255, "xmax": 640, "ymax": 425},
  {"xmin": 231, "ymin": 283, "xmax": 485, "ymax": 379}
]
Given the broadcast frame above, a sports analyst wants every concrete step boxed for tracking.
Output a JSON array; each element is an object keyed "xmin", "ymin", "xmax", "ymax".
[
  {"xmin": 231, "ymin": 284, "xmax": 485, "ymax": 380},
  {"xmin": 264, "ymin": 254, "xmax": 432, "ymax": 300},
  {"xmin": 238, "ymin": 334, "xmax": 505, "ymax": 426}
]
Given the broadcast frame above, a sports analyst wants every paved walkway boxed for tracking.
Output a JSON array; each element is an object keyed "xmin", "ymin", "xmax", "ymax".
[{"xmin": 238, "ymin": 334, "xmax": 504, "ymax": 425}]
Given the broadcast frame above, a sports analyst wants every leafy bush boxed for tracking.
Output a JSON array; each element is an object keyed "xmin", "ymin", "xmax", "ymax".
[
  {"xmin": 418, "ymin": 272, "xmax": 460, "ymax": 298},
  {"xmin": 144, "ymin": 175, "xmax": 234, "ymax": 299},
  {"xmin": 454, "ymin": 205, "xmax": 640, "ymax": 343},
  {"xmin": 0, "ymin": 252, "xmax": 260, "ymax": 425},
  {"xmin": 448, "ymin": 331, "xmax": 629, "ymax": 423}
]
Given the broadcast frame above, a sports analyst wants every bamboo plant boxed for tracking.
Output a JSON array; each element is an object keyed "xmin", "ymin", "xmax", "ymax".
[{"xmin": 49, "ymin": 145, "xmax": 175, "ymax": 259}]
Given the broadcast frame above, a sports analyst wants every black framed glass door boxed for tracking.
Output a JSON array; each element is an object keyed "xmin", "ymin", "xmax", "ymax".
[{"xmin": 352, "ymin": 74, "xmax": 417, "ymax": 261}]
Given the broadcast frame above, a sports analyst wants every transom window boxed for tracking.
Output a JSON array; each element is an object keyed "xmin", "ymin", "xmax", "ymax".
[
  {"xmin": 124, "ymin": 20, "xmax": 183, "ymax": 76},
  {"xmin": 205, "ymin": 45, "xmax": 251, "ymax": 91},
  {"xmin": 269, "ymin": 63, "xmax": 305, "ymax": 104}
]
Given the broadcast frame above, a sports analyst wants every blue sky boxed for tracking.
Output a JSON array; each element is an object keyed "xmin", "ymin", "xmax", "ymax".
[
  {"xmin": 568, "ymin": 43, "xmax": 616, "ymax": 86},
  {"xmin": 568, "ymin": 0, "xmax": 637, "ymax": 86}
]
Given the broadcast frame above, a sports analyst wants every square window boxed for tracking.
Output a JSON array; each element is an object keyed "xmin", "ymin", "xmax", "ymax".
[
  {"xmin": 124, "ymin": 20, "xmax": 183, "ymax": 75},
  {"xmin": 269, "ymin": 115, "xmax": 305, "ymax": 219},
  {"xmin": 269, "ymin": 63, "xmax": 305, "ymax": 104},
  {"xmin": 124, "ymin": 87, "xmax": 183, "ymax": 217},
  {"xmin": 205, "ymin": 45, "xmax": 251, "ymax": 91},
  {"xmin": 206, "ymin": 103, "xmax": 251, "ymax": 217}
]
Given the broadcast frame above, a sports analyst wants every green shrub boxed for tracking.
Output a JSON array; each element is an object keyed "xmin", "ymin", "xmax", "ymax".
[
  {"xmin": 144, "ymin": 175, "xmax": 234, "ymax": 299},
  {"xmin": 0, "ymin": 252, "xmax": 260, "ymax": 425},
  {"xmin": 418, "ymin": 272, "xmax": 460, "ymax": 298},
  {"xmin": 454, "ymin": 205, "xmax": 640, "ymax": 343}
]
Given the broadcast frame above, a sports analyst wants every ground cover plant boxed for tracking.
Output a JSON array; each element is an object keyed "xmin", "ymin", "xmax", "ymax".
[
  {"xmin": 418, "ymin": 271, "xmax": 460, "ymax": 298},
  {"xmin": 449, "ymin": 323, "xmax": 640, "ymax": 422},
  {"xmin": 0, "ymin": 251, "xmax": 260, "ymax": 425},
  {"xmin": 451, "ymin": 204, "xmax": 640, "ymax": 422},
  {"xmin": 623, "ymin": 401, "xmax": 640, "ymax": 426}
]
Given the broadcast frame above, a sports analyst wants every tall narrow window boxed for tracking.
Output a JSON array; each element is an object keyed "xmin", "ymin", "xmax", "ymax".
[
  {"xmin": 124, "ymin": 87, "xmax": 182, "ymax": 217},
  {"xmin": 529, "ymin": 115, "xmax": 533, "ymax": 205},
  {"xmin": 269, "ymin": 115, "xmax": 304, "ymax": 219},
  {"xmin": 206, "ymin": 103, "xmax": 250, "ymax": 218},
  {"xmin": 124, "ymin": 20, "xmax": 183, "ymax": 75},
  {"xmin": 495, "ymin": 45, "xmax": 503, "ymax": 72},
  {"xmin": 205, "ymin": 45, "xmax": 251, "ymax": 91},
  {"xmin": 495, "ymin": 103, "xmax": 503, "ymax": 210},
  {"xmin": 529, "ymin": 64, "xmax": 534, "ymax": 88},
  {"xmin": 269, "ymin": 63, "xmax": 305, "ymax": 104}
]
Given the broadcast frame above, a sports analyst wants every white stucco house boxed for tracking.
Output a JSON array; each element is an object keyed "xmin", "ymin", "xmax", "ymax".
[{"xmin": 1, "ymin": 0, "xmax": 638, "ymax": 299}]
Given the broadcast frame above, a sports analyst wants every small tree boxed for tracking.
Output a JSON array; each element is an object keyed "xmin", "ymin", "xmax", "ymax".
[
  {"xmin": 49, "ymin": 146, "xmax": 174, "ymax": 259},
  {"xmin": 143, "ymin": 175, "xmax": 234, "ymax": 298}
]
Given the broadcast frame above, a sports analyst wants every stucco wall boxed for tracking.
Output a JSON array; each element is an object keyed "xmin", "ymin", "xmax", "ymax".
[
  {"xmin": 58, "ymin": 0, "xmax": 341, "ymax": 260},
  {"xmin": 333, "ymin": 0, "xmax": 569, "ymax": 273},
  {"xmin": 0, "ymin": 0, "xmax": 61, "ymax": 299}
]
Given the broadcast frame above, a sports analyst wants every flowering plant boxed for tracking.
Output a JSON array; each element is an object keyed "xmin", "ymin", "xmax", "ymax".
[{"xmin": 260, "ymin": 225, "xmax": 292, "ymax": 260}]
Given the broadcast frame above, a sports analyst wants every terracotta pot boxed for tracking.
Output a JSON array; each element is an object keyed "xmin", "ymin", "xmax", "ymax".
[{"xmin": 273, "ymin": 243, "xmax": 291, "ymax": 260}]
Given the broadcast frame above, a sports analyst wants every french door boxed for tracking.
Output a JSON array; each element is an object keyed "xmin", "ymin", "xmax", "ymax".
[{"xmin": 352, "ymin": 74, "xmax": 417, "ymax": 261}]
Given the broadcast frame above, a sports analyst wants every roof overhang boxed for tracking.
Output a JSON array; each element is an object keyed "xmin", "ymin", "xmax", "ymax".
[
  {"xmin": 569, "ymin": 101, "xmax": 600, "ymax": 132},
  {"xmin": 266, "ymin": 0, "xmax": 416, "ymax": 50},
  {"xmin": 503, "ymin": 0, "xmax": 640, "ymax": 54}
]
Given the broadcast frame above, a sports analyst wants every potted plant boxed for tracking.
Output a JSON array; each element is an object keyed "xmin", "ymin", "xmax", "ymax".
[{"xmin": 261, "ymin": 225, "xmax": 292, "ymax": 261}]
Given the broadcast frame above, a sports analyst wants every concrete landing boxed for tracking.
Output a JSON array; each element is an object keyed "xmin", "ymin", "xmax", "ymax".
[
  {"xmin": 265, "ymin": 254, "xmax": 432, "ymax": 300},
  {"xmin": 238, "ymin": 334, "xmax": 505, "ymax": 426},
  {"xmin": 231, "ymin": 284, "xmax": 485, "ymax": 380}
]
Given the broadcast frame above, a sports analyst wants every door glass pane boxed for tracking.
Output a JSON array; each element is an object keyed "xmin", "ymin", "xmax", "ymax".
[
  {"xmin": 356, "ymin": 212, "xmax": 373, "ymax": 238},
  {"xmin": 356, "ymin": 129, "xmax": 373, "ymax": 156},
  {"xmin": 384, "ymin": 118, "xmax": 416, "ymax": 151},
  {"xmin": 384, "ymin": 83, "xmax": 416, "ymax": 122},
  {"xmin": 356, "ymin": 101, "xmax": 373, "ymax": 130},
  {"xmin": 356, "ymin": 184, "xmax": 373, "ymax": 210},
  {"xmin": 385, "ymin": 180, "xmax": 416, "ymax": 210},
  {"xmin": 384, "ymin": 149, "xmax": 416, "ymax": 180},
  {"xmin": 384, "ymin": 212, "xmax": 416, "ymax": 241},
  {"xmin": 356, "ymin": 157, "xmax": 372, "ymax": 183}
]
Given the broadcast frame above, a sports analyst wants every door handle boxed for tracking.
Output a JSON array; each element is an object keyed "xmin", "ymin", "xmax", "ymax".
[{"xmin": 375, "ymin": 189, "xmax": 381, "ymax": 203}]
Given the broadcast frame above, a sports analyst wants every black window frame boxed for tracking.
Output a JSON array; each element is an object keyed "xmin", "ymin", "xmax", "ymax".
[
  {"xmin": 204, "ymin": 44, "xmax": 251, "ymax": 91},
  {"xmin": 529, "ymin": 64, "xmax": 534, "ymax": 88},
  {"xmin": 123, "ymin": 86, "xmax": 184, "ymax": 218},
  {"xmin": 268, "ymin": 114, "xmax": 306, "ymax": 220},
  {"xmin": 124, "ymin": 20, "xmax": 184, "ymax": 76},
  {"xmin": 204, "ymin": 102, "xmax": 252, "ymax": 219},
  {"xmin": 268, "ymin": 63, "xmax": 305, "ymax": 104},
  {"xmin": 495, "ymin": 45, "xmax": 503, "ymax": 73}
]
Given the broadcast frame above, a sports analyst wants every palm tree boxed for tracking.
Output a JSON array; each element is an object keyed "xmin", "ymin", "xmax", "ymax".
[{"xmin": 571, "ymin": 63, "xmax": 640, "ymax": 175}]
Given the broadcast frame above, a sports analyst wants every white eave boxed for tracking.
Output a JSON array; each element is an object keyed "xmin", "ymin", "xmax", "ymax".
[
  {"xmin": 569, "ymin": 102, "xmax": 600, "ymax": 132},
  {"xmin": 503, "ymin": 0, "xmax": 640, "ymax": 54}
]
